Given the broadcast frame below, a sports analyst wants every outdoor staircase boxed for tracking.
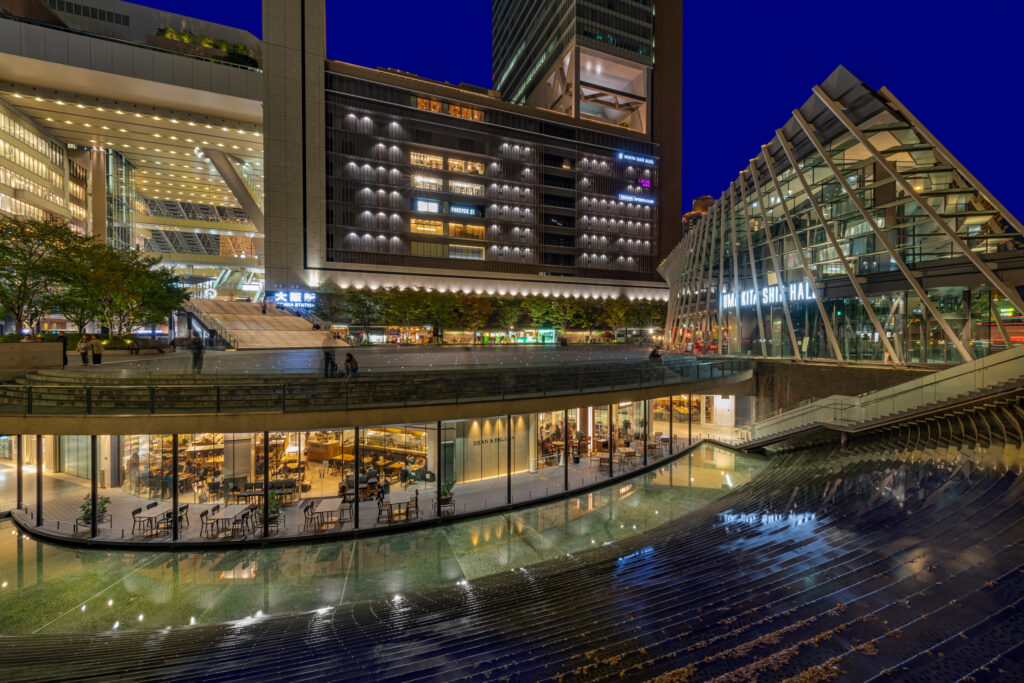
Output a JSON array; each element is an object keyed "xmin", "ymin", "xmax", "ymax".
[
  {"xmin": 186, "ymin": 299, "xmax": 347, "ymax": 350},
  {"xmin": 742, "ymin": 345, "xmax": 1024, "ymax": 450}
]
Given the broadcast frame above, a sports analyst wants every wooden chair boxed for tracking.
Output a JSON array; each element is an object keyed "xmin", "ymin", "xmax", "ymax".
[
  {"xmin": 130, "ymin": 507, "xmax": 145, "ymax": 534},
  {"xmin": 199, "ymin": 510, "xmax": 217, "ymax": 537},
  {"xmin": 178, "ymin": 504, "xmax": 190, "ymax": 528},
  {"xmin": 303, "ymin": 502, "xmax": 323, "ymax": 530},
  {"xmin": 230, "ymin": 511, "xmax": 249, "ymax": 538},
  {"xmin": 377, "ymin": 499, "xmax": 390, "ymax": 524}
]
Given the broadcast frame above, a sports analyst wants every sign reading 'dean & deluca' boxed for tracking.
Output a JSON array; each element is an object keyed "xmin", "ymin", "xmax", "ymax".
[{"xmin": 721, "ymin": 281, "xmax": 816, "ymax": 309}]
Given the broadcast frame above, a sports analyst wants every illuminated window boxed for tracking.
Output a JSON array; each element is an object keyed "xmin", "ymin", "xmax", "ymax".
[
  {"xmin": 411, "ymin": 241, "xmax": 446, "ymax": 258},
  {"xmin": 410, "ymin": 218, "xmax": 444, "ymax": 235},
  {"xmin": 414, "ymin": 197, "xmax": 441, "ymax": 213},
  {"xmin": 449, "ymin": 180, "xmax": 484, "ymax": 197},
  {"xmin": 449, "ymin": 244, "xmax": 485, "ymax": 260},
  {"xmin": 410, "ymin": 152, "xmax": 443, "ymax": 169},
  {"xmin": 448, "ymin": 158, "xmax": 484, "ymax": 175},
  {"xmin": 448, "ymin": 223, "xmax": 485, "ymax": 239},
  {"xmin": 412, "ymin": 175, "xmax": 443, "ymax": 191},
  {"xmin": 449, "ymin": 104, "xmax": 484, "ymax": 121},
  {"xmin": 416, "ymin": 97, "xmax": 442, "ymax": 113}
]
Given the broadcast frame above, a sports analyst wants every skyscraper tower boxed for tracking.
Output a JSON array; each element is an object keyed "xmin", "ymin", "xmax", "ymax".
[{"xmin": 492, "ymin": 0, "xmax": 682, "ymax": 259}]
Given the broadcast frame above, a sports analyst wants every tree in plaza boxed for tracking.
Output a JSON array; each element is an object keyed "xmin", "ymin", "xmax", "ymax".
[
  {"xmin": 522, "ymin": 296, "xmax": 553, "ymax": 327},
  {"xmin": 48, "ymin": 241, "xmax": 108, "ymax": 334},
  {"xmin": 495, "ymin": 298, "xmax": 523, "ymax": 330},
  {"xmin": 629, "ymin": 299, "xmax": 668, "ymax": 331},
  {"xmin": 576, "ymin": 299, "xmax": 604, "ymax": 337},
  {"xmin": 457, "ymin": 295, "xmax": 494, "ymax": 331},
  {"xmin": 381, "ymin": 287, "xmax": 426, "ymax": 337},
  {"xmin": 547, "ymin": 297, "xmax": 583, "ymax": 333},
  {"xmin": 342, "ymin": 288, "xmax": 381, "ymax": 327},
  {"xmin": 313, "ymin": 283, "xmax": 348, "ymax": 322},
  {"xmin": 600, "ymin": 297, "xmax": 632, "ymax": 332},
  {"xmin": 422, "ymin": 290, "xmax": 459, "ymax": 339},
  {"xmin": 94, "ymin": 248, "xmax": 186, "ymax": 338},
  {"xmin": 0, "ymin": 215, "xmax": 88, "ymax": 334}
]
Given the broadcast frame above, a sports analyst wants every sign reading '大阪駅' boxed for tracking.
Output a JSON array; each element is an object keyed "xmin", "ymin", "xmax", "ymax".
[{"xmin": 721, "ymin": 281, "xmax": 816, "ymax": 309}]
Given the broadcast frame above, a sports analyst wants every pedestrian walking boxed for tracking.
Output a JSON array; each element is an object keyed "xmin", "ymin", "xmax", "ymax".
[
  {"xmin": 322, "ymin": 339, "xmax": 337, "ymax": 378},
  {"xmin": 343, "ymin": 352, "xmax": 358, "ymax": 378},
  {"xmin": 188, "ymin": 334, "xmax": 205, "ymax": 374},
  {"xmin": 76, "ymin": 335, "xmax": 90, "ymax": 365},
  {"xmin": 57, "ymin": 331, "xmax": 67, "ymax": 367},
  {"xmin": 90, "ymin": 335, "xmax": 104, "ymax": 365}
]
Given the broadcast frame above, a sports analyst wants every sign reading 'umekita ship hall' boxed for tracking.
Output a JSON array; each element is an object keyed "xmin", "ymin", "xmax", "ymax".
[{"xmin": 721, "ymin": 281, "xmax": 817, "ymax": 309}]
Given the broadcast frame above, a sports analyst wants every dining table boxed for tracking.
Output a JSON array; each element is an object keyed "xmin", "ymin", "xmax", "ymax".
[
  {"xmin": 385, "ymin": 491, "xmax": 411, "ymax": 522},
  {"xmin": 314, "ymin": 497, "xmax": 345, "ymax": 526},
  {"xmin": 136, "ymin": 502, "xmax": 172, "ymax": 535},
  {"xmin": 209, "ymin": 504, "xmax": 250, "ymax": 535}
]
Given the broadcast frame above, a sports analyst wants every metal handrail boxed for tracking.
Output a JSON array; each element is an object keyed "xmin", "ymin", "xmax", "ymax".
[
  {"xmin": 180, "ymin": 300, "xmax": 239, "ymax": 348},
  {"xmin": 750, "ymin": 345, "xmax": 1024, "ymax": 439},
  {"xmin": 0, "ymin": 357, "xmax": 752, "ymax": 416}
]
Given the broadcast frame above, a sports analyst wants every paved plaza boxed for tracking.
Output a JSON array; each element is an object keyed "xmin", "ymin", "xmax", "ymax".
[{"xmin": 60, "ymin": 344, "xmax": 660, "ymax": 376}]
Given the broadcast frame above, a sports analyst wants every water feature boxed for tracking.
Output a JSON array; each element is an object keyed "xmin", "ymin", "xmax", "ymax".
[{"xmin": 0, "ymin": 444, "xmax": 763, "ymax": 635}]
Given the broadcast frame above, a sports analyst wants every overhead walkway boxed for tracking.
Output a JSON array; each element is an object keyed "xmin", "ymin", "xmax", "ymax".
[
  {"xmin": 186, "ymin": 299, "xmax": 346, "ymax": 350},
  {"xmin": 742, "ymin": 345, "xmax": 1024, "ymax": 451}
]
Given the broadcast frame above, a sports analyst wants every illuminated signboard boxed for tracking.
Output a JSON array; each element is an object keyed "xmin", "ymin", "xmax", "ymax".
[
  {"xmin": 414, "ymin": 198, "xmax": 441, "ymax": 213},
  {"xmin": 720, "ymin": 281, "xmax": 816, "ymax": 309},
  {"xmin": 637, "ymin": 178, "xmax": 651, "ymax": 188},
  {"xmin": 618, "ymin": 193, "xmax": 656, "ymax": 205},
  {"xmin": 616, "ymin": 151, "xmax": 655, "ymax": 166},
  {"xmin": 449, "ymin": 203, "xmax": 483, "ymax": 217},
  {"xmin": 272, "ymin": 291, "xmax": 317, "ymax": 309}
]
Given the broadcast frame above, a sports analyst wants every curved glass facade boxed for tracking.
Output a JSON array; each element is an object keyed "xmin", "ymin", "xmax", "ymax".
[{"xmin": 660, "ymin": 66, "xmax": 1024, "ymax": 365}]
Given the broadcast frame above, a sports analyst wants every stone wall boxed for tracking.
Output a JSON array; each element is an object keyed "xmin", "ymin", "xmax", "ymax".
[{"xmin": 0, "ymin": 341, "xmax": 62, "ymax": 370}]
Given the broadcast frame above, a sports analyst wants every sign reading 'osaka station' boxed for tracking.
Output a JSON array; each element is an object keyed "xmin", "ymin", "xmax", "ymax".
[{"xmin": 721, "ymin": 281, "xmax": 816, "ymax": 309}]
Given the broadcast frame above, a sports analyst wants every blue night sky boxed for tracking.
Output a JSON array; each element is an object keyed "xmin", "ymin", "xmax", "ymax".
[{"xmin": 137, "ymin": 1, "xmax": 1024, "ymax": 219}]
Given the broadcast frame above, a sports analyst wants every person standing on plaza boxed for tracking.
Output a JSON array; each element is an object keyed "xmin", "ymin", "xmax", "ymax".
[
  {"xmin": 261, "ymin": 300, "xmax": 267, "ymax": 315},
  {"xmin": 188, "ymin": 333, "xmax": 205, "ymax": 374},
  {"xmin": 90, "ymin": 335, "xmax": 104, "ymax": 365},
  {"xmin": 76, "ymin": 335, "xmax": 90, "ymax": 365},
  {"xmin": 322, "ymin": 333, "xmax": 337, "ymax": 378},
  {"xmin": 57, "ymin": 331, "xmax": 67, "ymax": 367},
  {"xmin": 343, "ymin": 352, "xmax": 358, "ymax": 378}
]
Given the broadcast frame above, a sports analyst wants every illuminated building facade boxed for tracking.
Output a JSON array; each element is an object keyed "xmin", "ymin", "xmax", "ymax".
[
  {"xmin": 264, "ymin": 1, "xmax": 667, "ymax": 301},
  {"xmin": 660, "ymin": 66, "xmax": 1024, "ymax": 364}
]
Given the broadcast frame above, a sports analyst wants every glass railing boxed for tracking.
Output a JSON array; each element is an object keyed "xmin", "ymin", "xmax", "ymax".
[
  {"xmin": 751, "ymin": 344, "xmax": 1024, "ymax": 440},
  {"xmin": 0, "ymin": 357, "xmax": 752, "ymax": 416}
]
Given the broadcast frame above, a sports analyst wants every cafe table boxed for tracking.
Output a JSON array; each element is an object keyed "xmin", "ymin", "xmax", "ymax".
[
  {"xmin": 385, "ymin": 491, "xmax": 411, "ymax": 522},
  {"xmin": 209, "ymin": 504, "xmax": 250, "ymax": 535},
  {"xmin": 136, "ymin": 502, "xmax": 172, "ymax": 535},
  {"xmin": 314, "ymin": 497, "xmax": 345, "ymax": 526}
]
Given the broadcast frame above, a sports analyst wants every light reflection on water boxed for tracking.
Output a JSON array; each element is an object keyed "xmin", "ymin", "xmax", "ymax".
[{"xmin": 0, "ymin": 445, "xmax": 763, "ymax": 635}]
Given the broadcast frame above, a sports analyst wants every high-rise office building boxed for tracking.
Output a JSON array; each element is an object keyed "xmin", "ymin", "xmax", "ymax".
[
  {"xmin": 492, "ymin": 0, "xmax": 682, "ymax": 260},
  {"xmin": 263, "ymin": 0, "xmax": 668, "ymax": 302}
]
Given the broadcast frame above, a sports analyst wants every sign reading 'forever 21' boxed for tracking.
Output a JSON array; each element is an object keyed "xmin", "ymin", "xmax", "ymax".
[{"xmin": 721, "ymin": 281, "xmax": 817, "ymax": 309}]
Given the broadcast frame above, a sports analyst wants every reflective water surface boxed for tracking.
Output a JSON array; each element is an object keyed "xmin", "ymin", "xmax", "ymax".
[{"xmin": 0, "ymin": 445, "xmax": 763, "ymax": 635}]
